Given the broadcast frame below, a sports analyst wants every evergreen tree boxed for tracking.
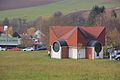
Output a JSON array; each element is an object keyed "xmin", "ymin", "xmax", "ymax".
[
  {"xmin": 88, "ymin": 5, "xmax": 105, "ymax": 25},
  {"xmin": 3, "ymin": 18, "xmax": 9, "ymax": 26}
]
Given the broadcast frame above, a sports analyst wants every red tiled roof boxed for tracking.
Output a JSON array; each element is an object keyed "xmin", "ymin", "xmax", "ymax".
[
  {"xmin": 33, "ymin": 42, "xmax": 43, "ymax": 44},
  {"xmin": 80, "ymin": 26, "xmax": 105, "ymax": 39},
  {"xmin": 60, "ymin": 27, "xmax": 77, "ymax": 40},
  {"xmin": 0, "ymin": 26, "xmax": 4, "ymax": 32},
  {"xmin": 50, "ymin": 26, "xmax": 105, "ymax": 46},
  {"xmin": 50, "ymin": 26, "xmax": 77, "ymax": 46},
  {"xmin": 51, "ymin": 26, "xmax": 75, "ymax": 38}
]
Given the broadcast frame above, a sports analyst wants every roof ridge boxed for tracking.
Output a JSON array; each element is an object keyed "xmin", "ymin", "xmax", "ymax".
[
  {"xmin": 80, "ymin": 27, "xmax": 104, "ymax": 39},
  {"xmin": 60, "ymin": 27, "xmax": 77, "ymax": 40},
  {"xmin": 78, "ymin": 27, "xmax": 96, "ymax": 40},
  {"xmin": 50, "ymin": 27, "xmax": 58, "ymax": 38},
  {"xmin": 51, "ymin": 26, "xmax": 75, "ymax": 38},
  {"xmin": 97, "ymin": 28, "xmax": 105, "ymax": 39}
]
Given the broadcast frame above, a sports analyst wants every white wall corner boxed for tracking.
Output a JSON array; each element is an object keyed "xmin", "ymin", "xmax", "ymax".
[{"xmin": 51, "ymin": 46, "xmax": 61, "ymax": 59}]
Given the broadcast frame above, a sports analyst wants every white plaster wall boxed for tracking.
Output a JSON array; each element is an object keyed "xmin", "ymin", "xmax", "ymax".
[
  {"xmin": 99, "ymin": 47, "xmax": 103, "ymax": 58},
  {"xmin": 69, "ymin": 47, "xmax": 78, "ymax": 59},
  {"xmin": 91, "ymin": 47, "xmax": 94, "ymax": 59},
  {"xmin": 78, "ymin": 48, "xmax": 86, "ymax": 58},
  {"xmin": 51, "ymin": 46, "xmax": 61, "ymax": 59}
]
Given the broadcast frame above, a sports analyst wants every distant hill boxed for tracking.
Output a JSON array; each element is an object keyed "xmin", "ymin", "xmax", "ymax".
[
  {"xmin": 0, "ymin": 0, "xmax": 119, "ymax": 21},
  {"xmin": 0, "ymin": 0, "xmax": 61, "ymax": 11}
]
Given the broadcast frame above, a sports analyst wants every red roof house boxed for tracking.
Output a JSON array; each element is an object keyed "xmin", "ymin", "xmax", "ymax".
[
  {"xmin": 0, "ymin": 26, "xmax": 4, "ymax": 33},
  {"xmin": 50, "ymin": 26, "xmax": 105, "ymax": 59}
]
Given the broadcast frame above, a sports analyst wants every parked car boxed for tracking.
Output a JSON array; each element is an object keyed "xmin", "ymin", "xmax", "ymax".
[
  {"xmin": 0, "ymin": 47, "xmax": 6, "ymax": 51},
  {"xmin": 36, "ymin": 46, "xmax": 47, "ymax": 51},
  {"xmin": 36, "ymin": 44, "xmax": 47, "ymax": 51},
  {"xmin": 22, "ymin": 47, "xmax": 34, "ymax": 51},
  {"xmin": 36, "ymin": 47, "xmax": 47, "ymax": 50},
  {"xmin": 115, "ymin": 52, "xmax": 120, "ymax": 60},
  {"xmin": 7, "ymin": 47, "xmax": 21, "ymax": 51}
]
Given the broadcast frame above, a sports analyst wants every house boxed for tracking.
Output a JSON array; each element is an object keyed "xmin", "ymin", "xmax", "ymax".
[
  {"xmin": 49, "ymin": 26, "xmax": 105, "ymax": 59},
  {"xmin": 33, "ymin": 29, "xmax": 46, "ymax": 42},
  {"xmin": 0, "ymin": 26, "xmax": 4, "ymax": 34},
  {"xmin": 33, "ymin": 29, "xmax": 46, "ymax": 50},
  {"xmin": 0, "ymin": 37, "xmax": 21, "ymax": 48},
  {"xmin": 0, "ymin": 26, "xmax": 21, "ymax": 48}
]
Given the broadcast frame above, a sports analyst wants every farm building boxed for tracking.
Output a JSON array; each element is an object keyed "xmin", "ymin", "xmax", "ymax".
[
  {"xmin": 0, "ymin": 26, "xmax": 21, "ymax": 48},
  {"xmin": 0, "ymin": 37, "xmax": 21, "ymax": 48},
  {"xmin": 32, "ymin": 29, "xmax": 46, "ymax": 50},
  {"xmin": 49, "ymin": 26, "xmax": 105, "ymax": 59},
  {"xmin": 0, "ymin": 26, "xmax": 4, "ymax": 35}
]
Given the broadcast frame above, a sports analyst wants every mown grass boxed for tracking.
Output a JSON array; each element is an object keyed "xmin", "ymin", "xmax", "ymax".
[
  {"xmin": 0, "ymin": 0, "xmax": 120, "ymax": 21},
  {"xmin": 0, "ymin": 51, "xmax": 120, "ymax": 80}
]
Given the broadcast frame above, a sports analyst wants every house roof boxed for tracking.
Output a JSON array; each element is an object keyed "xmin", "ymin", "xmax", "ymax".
[
  {"xmin": 0, "ymin": 26, "xmax": 4, "ymax": 33},
  {"xmin": 34, "ymin": 29, "xmax": 45, "ymax": 37},
  {"xmin": 51, "ymin": 26, "xmax": 75, "ymax": 38},
  {"xmin": 50, "ymin": 26, "xmax": 105, "ymax": 46},
  {"xmin": 80, "ymin": 27, "xmax": 105, "ymax": 39},
  {"xmin": 60, "ymin": 27, "xmax": 77, "ymax": 40},
  {"xmin": 50, "ymin": 26, "xmax": 77, "ymax": 46}
]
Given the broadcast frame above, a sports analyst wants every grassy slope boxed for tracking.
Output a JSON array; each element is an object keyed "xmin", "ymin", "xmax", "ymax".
[
  {"xmin": 0, "ymin": 0, "xmax": 120, "ymax": 21},
  {"xmin": 0, "ymin": 51, "xmax": 120, "ymax": 80}
]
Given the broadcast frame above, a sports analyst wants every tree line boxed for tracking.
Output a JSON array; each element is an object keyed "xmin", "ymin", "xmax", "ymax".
[{"xmin": 0, "ymin": 5, "xmax": 120, "ymax": 48}]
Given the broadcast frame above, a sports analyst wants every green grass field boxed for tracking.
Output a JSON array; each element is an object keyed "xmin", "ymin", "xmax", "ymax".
[
  {"xmin": 0, "ymin": 0, "xmax": 120, "ymax": 21},
  {"xmin": 0, "ymin": 51, "xmax": 120, "ymax": 80}
]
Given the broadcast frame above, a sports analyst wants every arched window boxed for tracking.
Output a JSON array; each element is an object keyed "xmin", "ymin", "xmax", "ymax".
[
  {"xmin": 95, "ymin": 42, "xmax": 102, "ymax": 56},
  {"xmin": 53, "ymin": 42, "xmax": 60, "ymax": 52}
]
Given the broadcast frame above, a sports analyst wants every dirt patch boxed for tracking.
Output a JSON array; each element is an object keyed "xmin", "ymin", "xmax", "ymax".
[{"xmin": 0, "ymin": 0, "xmax": 62, "ymax": 11}]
